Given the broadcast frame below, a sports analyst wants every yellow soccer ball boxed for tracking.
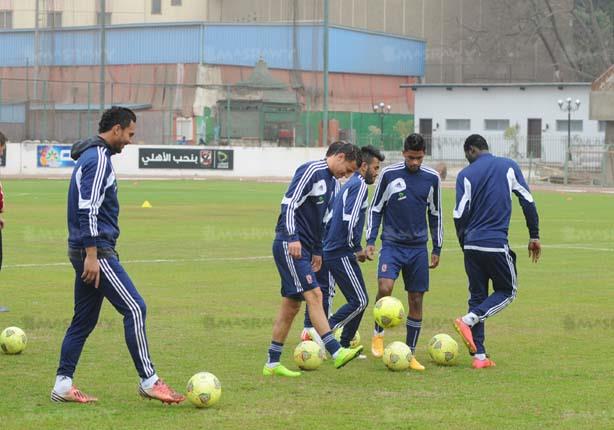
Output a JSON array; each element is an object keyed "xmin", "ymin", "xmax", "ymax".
[
  {"xmin": 334, "ymin": 327, "xmax": 361, "ymax": 348},
  {"xmin": 293, "ymin": 340, "xmax": 325, "ymax": 370},
  {"xmin": 0, "ymin": 327, "xmax": 27, "ymax": 355},
  {"xmin": 427, "ymin": 334, "xmax": 459, "ymax": 366},
  {"xmin": 186, "ymin": 372, "xmax": 222, "ymax": 408},
  {"xmin": 373, "ymin": 297, "xmax": 405, "ymax": 328},
  {"xmin": 382, "ymin": 341, "xmax": 412, "ymax": 371}
]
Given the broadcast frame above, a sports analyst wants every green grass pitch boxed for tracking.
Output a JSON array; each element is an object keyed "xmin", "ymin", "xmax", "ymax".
[{"xmin": 0, "ymin": 179, "xmax": 613, "ymax": 429}]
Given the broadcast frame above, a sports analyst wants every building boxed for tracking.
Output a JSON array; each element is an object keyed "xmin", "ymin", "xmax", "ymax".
[
  {"xmin": 407, "ymin": 82, "xmax": 609, "ymax": 184},
  {"xmin": 0, "ymin": 21, "xmax": 423, "ymax": 146}
]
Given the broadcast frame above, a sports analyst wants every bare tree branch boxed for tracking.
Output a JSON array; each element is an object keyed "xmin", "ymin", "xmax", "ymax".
[
  {"xmin": 585, "ymin": 0, "xmax": 613, "ymax": 66},
  {"xmin": 542, "ymin": 0, "xmax": 580, "ymax": 71}
]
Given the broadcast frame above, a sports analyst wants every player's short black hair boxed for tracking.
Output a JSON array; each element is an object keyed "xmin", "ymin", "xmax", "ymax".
[
  {"xmin": 404, "ymin": 133, "xmax": 425, "ymax": 152},
  {"xmin": 98, "ymin": 106, "xmax": 137, "ymax": 133},
  {"xmin": 326, "ymin": 141, "xmax": 360, "ymax": 162},
  {"xmin": 360, "ymin": 145, "xmax": 385, "ymax": 165},
  {"xmin": 464, "ymin": 134, "xmax": 489, "ymax": 151}
]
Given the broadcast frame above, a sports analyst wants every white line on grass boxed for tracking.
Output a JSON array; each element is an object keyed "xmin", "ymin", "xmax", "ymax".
[
  {"xmin": 3, "ymin": 255, "xmax": 272, "ymax": 269},
  {"xmin": 4, "ymin": 244, "xmax": 614, "ymax": 270}
]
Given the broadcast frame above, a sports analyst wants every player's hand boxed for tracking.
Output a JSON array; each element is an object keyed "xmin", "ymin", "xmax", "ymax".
[
  {"xmin": 311, "ymin": 255, "xmax": 322, "ymax": 272},
  {"xmin": 528, "ymin": 239, "xmax": 541, "ymax": 263},
  {"xmin": 82, "ymin": 254, "xmax": 100, "ymax": 288},
  {"xmin": 355, "ymin": 250, "xmax": 367, "ymax": 263},
  {"xmin": 429, "ymin": 254, "xmax": 440, "ymax": 269},
  {"xmin": 0, "ymin": 216, "xmax": 4, "ymax": 229},
  {"xmin": 365, "ymin": 245, "xmax": 376, "ymax": 261},
  {"xmin": 287, "ymin": 241, "xmax": 302, "ymax": 259}
]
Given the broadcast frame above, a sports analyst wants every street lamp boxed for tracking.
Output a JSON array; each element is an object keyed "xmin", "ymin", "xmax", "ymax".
[
  {"xmin": 373, "ymin": 102, "xmax": 391, "ymax": 146},
  {"xmin": 558, "ymin": 97, "xmax": 581, "ymax": 185}
]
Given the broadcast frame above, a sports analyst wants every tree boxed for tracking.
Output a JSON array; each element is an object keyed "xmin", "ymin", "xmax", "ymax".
[{"xmin": 461, "ymin": 0, "xmax": 613, "ymax": 81}]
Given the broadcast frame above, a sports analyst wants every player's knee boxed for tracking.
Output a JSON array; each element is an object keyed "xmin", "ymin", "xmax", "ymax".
[
  {"xmin": 378, "ymin": 283, "xmax": 393, "ymax": 297},
  {"xmin": 409, "ymin": 295, "xmax": 423, "ymax": 308},
  {"xmin": 135, "ymin": 298, "xmax": 147, "ymax": 319},
  {"xmin": 305, "ymin": 288, "xmax": 323, "ymax": 305},
  {"xmin": 357, "ymin": 299, "xmax": 368, "ymax": 313}
]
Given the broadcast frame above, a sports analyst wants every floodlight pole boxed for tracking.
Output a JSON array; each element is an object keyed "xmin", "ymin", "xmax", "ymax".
[
  {"xmin": 99, "ymin": 0, "xmax": 106, "ymax": 115},
  {"xmin": 322, "ymin": 0, "xmax": 329, "ymax": 147},
  {"xmin": 558, "ymin": 97, "xmax": 581, "ymax": 185}
]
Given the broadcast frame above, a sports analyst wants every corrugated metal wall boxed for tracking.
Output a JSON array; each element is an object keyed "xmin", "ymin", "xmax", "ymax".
[{"xmin": 0, "ymin": 23, "xmax": 425, "ymax": 77}]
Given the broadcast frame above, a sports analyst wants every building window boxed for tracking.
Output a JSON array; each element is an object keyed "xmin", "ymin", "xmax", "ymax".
[
  {"xmin": 556, "ymin": 120, "xmax": 583, "ymax": 132},
  {"xmin": 151, "ymin": 0, "xmax": 161, "ymax": 14},
  {"xmin": 484, "ymin": 119, "xmax": 509, "ymax": 131},
  {"xmin": 47, "ymin": 11, "xmax": 62, "ymax": 28},
  {"xmin": 96, "ymin": 12, "xmax": 111, "ymax": 25},
  {"xmin": 446, "ymin": 119, "xmax": 471, "ymax": 131},
  {"xmin": 599, "ymin": 121, "xmax": 607, "ymax": 133},
  {"xmin": 171, "ymin": 0, "xmax": 182, "ymax": 5},
  {"xmin": 0, "ymin": 10, "xmax": 12, "ymax": 29}
]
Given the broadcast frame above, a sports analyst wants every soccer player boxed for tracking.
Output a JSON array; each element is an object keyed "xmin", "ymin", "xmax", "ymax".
[
  {"xmin": 0, "ymin": 178, "xmax": 7, "ymax": 313},
  {"xmin": 324, "ymin": 145, "xmax": 385, "ymax": 347},
  {"xmin": 366, "ymin": 133, "xmax": 443, "ymax": 370},
  {"xmin": 453, "ymin": 134, "xmax": 541, "ymax": 369},
  {"xmin": 264, "ymin": 142, "xmax": 364, "ymax": 377},
  {"xmin": 52, "ymin": 107, "xmax": 184, "ymax": 404}
]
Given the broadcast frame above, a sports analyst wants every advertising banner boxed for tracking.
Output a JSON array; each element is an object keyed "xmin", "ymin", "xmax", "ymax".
[
  {"xmin": 37, "ymin": 145, "xmax": 76, "ymax": 168},
  {"xmin": 139, "ymin": 148, "xmax": 234, "ymax": 170}
]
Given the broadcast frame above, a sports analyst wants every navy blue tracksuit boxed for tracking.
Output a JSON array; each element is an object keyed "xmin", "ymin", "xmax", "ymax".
[
  {"xmin": 366, "ymin": 162, "xmax": 443, "ymax": 291},
  {"xmin": 323, "ymin": 172, "xmax": 370, "ymax": 347},
  {"xmin": 454, "ymin": 153, "xmax": 539, "ymax": 354},
  {"xmin": 58, "ymin": 137, "xmax": 155, "ymax": 380}
]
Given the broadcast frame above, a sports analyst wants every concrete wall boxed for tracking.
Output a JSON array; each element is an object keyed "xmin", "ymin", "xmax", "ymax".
[{"xmin": 1, "ymin": 142, "xmax": 329, "ymax": 178}]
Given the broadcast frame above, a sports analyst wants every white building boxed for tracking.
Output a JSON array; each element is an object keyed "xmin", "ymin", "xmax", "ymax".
[{"xmin": 406, "ymin": 82, "xmax": 604, "ymax": 166}]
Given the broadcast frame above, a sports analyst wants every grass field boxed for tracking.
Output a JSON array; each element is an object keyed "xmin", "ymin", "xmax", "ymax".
[{"xmin": 1, "ymin": 178, "xmax": 613, "ymax": 430}]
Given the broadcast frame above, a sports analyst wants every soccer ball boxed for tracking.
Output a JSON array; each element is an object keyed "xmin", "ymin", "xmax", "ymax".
[
  {"xmin": 334, "ymin": 328, "xmax": 361, "ymax": 348},
  {"xmin": 373, "ymin": 297, "xmax": 405, "ymax": 328},
  {"xmin": 293, "ymin": 340, "xmax": 325, "ymax": 370},
  {"xmin": 427, "ymin": 334, "xmax": 459, "ymax": 365},
  {"xmin": 0, "ymin": 327, "xmax": 27, "ymax": 355},
  {"xmin": 186, "ymin": 372, "xmax": 222, "ymax": 408},
  {"xmin": 382, "ymin": 341, "xmax": 412, "ymax": 371}
]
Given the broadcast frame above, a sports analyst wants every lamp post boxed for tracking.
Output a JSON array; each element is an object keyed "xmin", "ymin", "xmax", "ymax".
[
  {"xmin": 373, "ymin": 102, "xmax": 391, "ymax": 147},
  {"xmin": 558, "ymin": 97, "xmax": 581, "ymax": 185}
]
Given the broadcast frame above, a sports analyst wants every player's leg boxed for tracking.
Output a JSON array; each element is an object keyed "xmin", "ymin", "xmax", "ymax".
[
  {"xmin": 265, "ymin": 296, "xmax": 302, "ymax": 376},
  {"xmin": 454, "ymin": 250, "xmax": 490, "ymax": 361},
  {"xmin": 469, "ymin": 247, "xmax": 517, "ymax": 368},
  {"xmin": 372, "ymin": 246, "xmax": 401, "ymax": 356},
  {"xmin": 304, "ymin": 286, "xmax": 363, "ymax": 369},
  {"xmin": 264, "ymin": 240, "xmax": 309, "ymax": 376},
  {"xmin": 475, "ymin": 246, "xmax": 517, "ymax": 319},
  {"xmin": 302, "ymin": 267, "xmax": 334, "ymax": 345},
  {"xmin": 52, "ymin": 254, "xmax": 103, "ymax": 403},
  {"xmin": 402, "ymin": 247, "xmax": 429, "ymax": 370},
  {"xmin": 98, "ymin": 257, "xmax": 184, "ymax": 403},
  {"xmin": 327, "ymin": 256, "xmax": 369, "ymax": 347}
]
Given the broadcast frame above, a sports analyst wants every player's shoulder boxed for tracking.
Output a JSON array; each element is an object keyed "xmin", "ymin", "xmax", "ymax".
[
  {"xmin": 420, "ymin": 165, "xmax": 440, "ymax": 181},
  {"xmin": 295, "ymin": 159, "xmax": 328, "ymax": 176},
  {"xmin": 78, "ymin": 145, "xmax": 110, "ymax": 168},
  {"xmin": 380, "ymin": 161, "xmax": 405, "ymax": 178}
]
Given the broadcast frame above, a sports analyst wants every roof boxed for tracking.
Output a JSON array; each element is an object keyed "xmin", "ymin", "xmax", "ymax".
[
  {"xmin": 402, "ymin": 82, "xmax": 592, "ymax": 90},
  {"xmin": 235, "ymin": 59, "xmax": 288, "ymax": 90},
  {"xmin": 29, "ymin": 103, "xmax": 152, "ymax": 111},
  {"xmin": 592, "ymin": 65, "xmax": 614, "ymax": 91}
]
